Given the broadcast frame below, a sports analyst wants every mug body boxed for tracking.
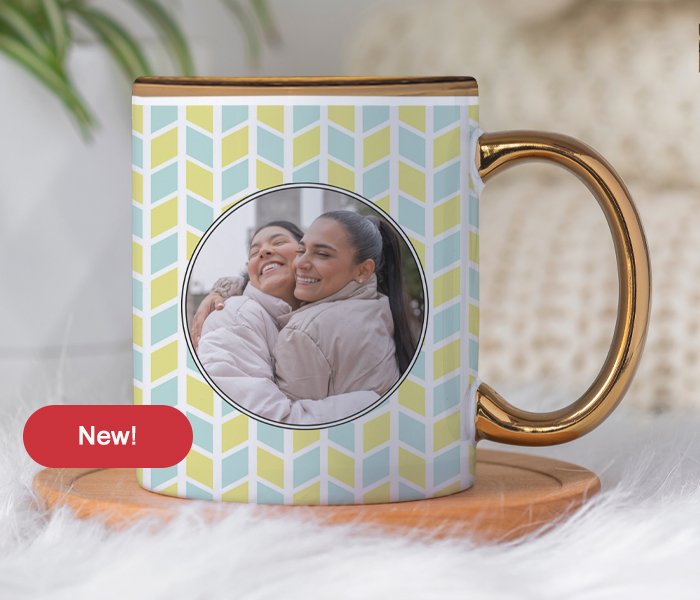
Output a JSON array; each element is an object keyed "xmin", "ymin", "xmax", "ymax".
[{"xmin": 132, "ymin": 77, "xmax": 482, "ymax": 504}]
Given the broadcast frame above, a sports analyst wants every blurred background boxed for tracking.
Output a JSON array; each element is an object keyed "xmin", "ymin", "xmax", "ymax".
[{"xmin": 1, "ymin": 0, "xmax": 698, "ymax": 414}]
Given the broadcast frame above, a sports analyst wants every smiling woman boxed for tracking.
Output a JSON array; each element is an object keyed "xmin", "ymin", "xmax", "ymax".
[
  {"xmin": 274, "ymin": 209, "xmax": 417, "ymax": 403},
  {"xmin": 185, "ymin": 184, "xmax": 426, "ymax": 427},
  {"xmin": 247, "ymin": 223, "xmax": 304, "ymax": 309},
  {"xmin": 293, "ymin": 218, "xmax": 374, "ymax": 303}
]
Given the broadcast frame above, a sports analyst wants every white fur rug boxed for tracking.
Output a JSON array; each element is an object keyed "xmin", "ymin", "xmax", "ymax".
[{"xmin": 3, "ymin": 385, "xmax": 700, "ymax": 599}]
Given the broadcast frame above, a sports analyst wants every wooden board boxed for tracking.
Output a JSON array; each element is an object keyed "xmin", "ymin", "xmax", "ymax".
[{"xmin": 32, "ymin": 449, "xmax": 600, "ymax": 542}]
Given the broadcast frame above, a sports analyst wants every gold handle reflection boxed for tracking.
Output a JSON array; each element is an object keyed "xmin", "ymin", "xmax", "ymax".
[{"xmin": 475, "ymin": 131, "xmax": 651, "ymax": 446}]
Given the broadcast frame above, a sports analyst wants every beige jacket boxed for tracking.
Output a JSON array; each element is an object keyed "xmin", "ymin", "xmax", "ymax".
[
  {"xmin": 274, "ymin": 275, "xmax": 400, "ymax": 401},
  {"xmin": 197, "ymin": 284, "xmax": 379, "ymax": 425}
]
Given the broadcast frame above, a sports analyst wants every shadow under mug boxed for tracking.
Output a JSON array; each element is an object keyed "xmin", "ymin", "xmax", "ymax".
[{"xmin": 131, "ymin": 77, "xmax": 651, "ymax": 505}]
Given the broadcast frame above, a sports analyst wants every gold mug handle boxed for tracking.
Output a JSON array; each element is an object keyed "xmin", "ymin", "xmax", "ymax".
[{"xmin": 474, "ymin": 131, "xmax": 652, "ymax": 446}]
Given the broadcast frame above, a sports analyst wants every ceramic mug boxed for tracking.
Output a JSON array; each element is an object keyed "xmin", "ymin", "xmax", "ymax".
[{"xmin": 131, "ymin": 77, "xmax": 650, "ymax": 505}]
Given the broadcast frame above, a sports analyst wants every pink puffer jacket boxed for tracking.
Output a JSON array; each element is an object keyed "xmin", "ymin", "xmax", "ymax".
[
  {"xmin": 197, "ymin": 284, "xmax": 379, "ymax": 425},
  {"xmin": 274, "ymin": 275, "xmax": 400, "ymax": 401}
]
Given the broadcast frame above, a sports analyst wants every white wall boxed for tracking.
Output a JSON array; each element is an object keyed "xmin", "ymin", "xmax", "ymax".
[
  {"xmin": 185, "ymin": 0, "xmax": 405, "ymax": 76},
  {"xmin": 90, "ymin": 0, "xmax": 406, "ymax": 76},
  {"xmin": 0, "ymin": 0, "xmax": 403, "ymax": 403}
]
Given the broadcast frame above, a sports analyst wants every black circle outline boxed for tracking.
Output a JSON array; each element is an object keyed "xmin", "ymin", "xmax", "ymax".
[{"xmin": 181, "ymin": 182, "xmax": 429, "ymax": 430}]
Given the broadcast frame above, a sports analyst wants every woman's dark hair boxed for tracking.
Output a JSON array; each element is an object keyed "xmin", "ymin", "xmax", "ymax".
[
  {"xmin": 252, "ymin": 220, "xmax": 304, "ymax": 243},
  {"xmin": 241, "ymin": 220, "xmax": 304, "ymax": 285},
  {"xmin": 319, "ymin": 210, "xmax": 417, "ymax": 373}
]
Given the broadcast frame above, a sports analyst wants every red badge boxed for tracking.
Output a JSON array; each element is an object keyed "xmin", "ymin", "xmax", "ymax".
[{"xmin": 23, "ymin": 405, "xmax": 193, "ymax": 468}]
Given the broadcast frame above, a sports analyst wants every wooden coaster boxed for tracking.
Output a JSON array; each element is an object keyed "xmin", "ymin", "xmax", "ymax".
[{"xmin": 32, "ymin": 449, "xmax": 599, "ymax": 541}]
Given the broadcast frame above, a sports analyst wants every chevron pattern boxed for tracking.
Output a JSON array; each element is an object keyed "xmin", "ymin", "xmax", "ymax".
[{"xmin": 133, "ymin": 98, "xmax": 480, "ymax": 504}]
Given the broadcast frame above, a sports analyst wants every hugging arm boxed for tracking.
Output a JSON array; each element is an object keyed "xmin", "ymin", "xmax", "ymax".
[
  {"xmin": 197, "ymin": 324, "xmax": 378, "ymax": 425},
  {"xmin": 273, "ymin": 329, "xmax": 332, "ymax": 402},
  {"xmin": 210, "ymin": 376, "xmax": 379, "ymax": 424},
  {"xmin": 190, "ymin": 276, "xmax": 246, "ymax": 351},
  {"xmin": 191, "ymin": 292, "xmax": 225, "ymax": 351}
]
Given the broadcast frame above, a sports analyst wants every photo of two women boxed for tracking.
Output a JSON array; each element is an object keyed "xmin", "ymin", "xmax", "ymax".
[{"xmin": 186, "ymin": 186, "xmax": 425, "ymax": 427}]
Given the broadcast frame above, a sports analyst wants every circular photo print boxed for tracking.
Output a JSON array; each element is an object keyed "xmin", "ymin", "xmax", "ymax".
[{"xmin": 184, "ymin": 184, "xmax": 427, "ymax": 428}]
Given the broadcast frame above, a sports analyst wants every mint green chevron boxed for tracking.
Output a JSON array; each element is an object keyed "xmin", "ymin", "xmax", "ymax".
[{"xmin": 293, "ymin": 105, "xmax": 321, "ymax": 184}]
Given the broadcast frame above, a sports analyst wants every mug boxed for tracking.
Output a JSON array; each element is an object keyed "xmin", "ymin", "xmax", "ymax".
[{"xmin": 131, "ymin": 76, "xmax": 650, "ymax": 505}]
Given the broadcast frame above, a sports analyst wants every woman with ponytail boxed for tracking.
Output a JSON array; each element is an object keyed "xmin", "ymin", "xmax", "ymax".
[{"xmin": 273, "ymin": 210, "xmax": 417, "ymax": 402}]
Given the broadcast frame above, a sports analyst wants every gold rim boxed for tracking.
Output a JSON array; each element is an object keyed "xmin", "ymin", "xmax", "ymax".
[
  {"xmin": 132, "ymin": 76, "xmax": 478, "ymax": 97},
  {"xmin": 475, "ymin": 131, "xmax": 652, "ymax": 446}
]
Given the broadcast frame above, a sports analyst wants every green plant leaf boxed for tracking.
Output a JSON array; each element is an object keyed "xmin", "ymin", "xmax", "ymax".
[
  {"xmin": 0, "ymin": 3, "xmax": 56, "ymax": 63},
  {"xmin": 39, "ymin": 0, "xmax": 70, "ymax": 59},
  {"xmin": 69, "ymin": 6, "xmax": 152, "ymax": 81},
  {"xmin": 0, "ymin": 33, "xmax": 95, "ymax": 137},
  {"xmin": 219, "ymin": 0, "xmax": 263, "ymax": 65},
  {"xmin": 0, "ymin": 0, "xmax": 278, "ymax": 141},
  {"xmin": 128, "ymin": 0, "xmax": 194, "ymax": 76}
]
